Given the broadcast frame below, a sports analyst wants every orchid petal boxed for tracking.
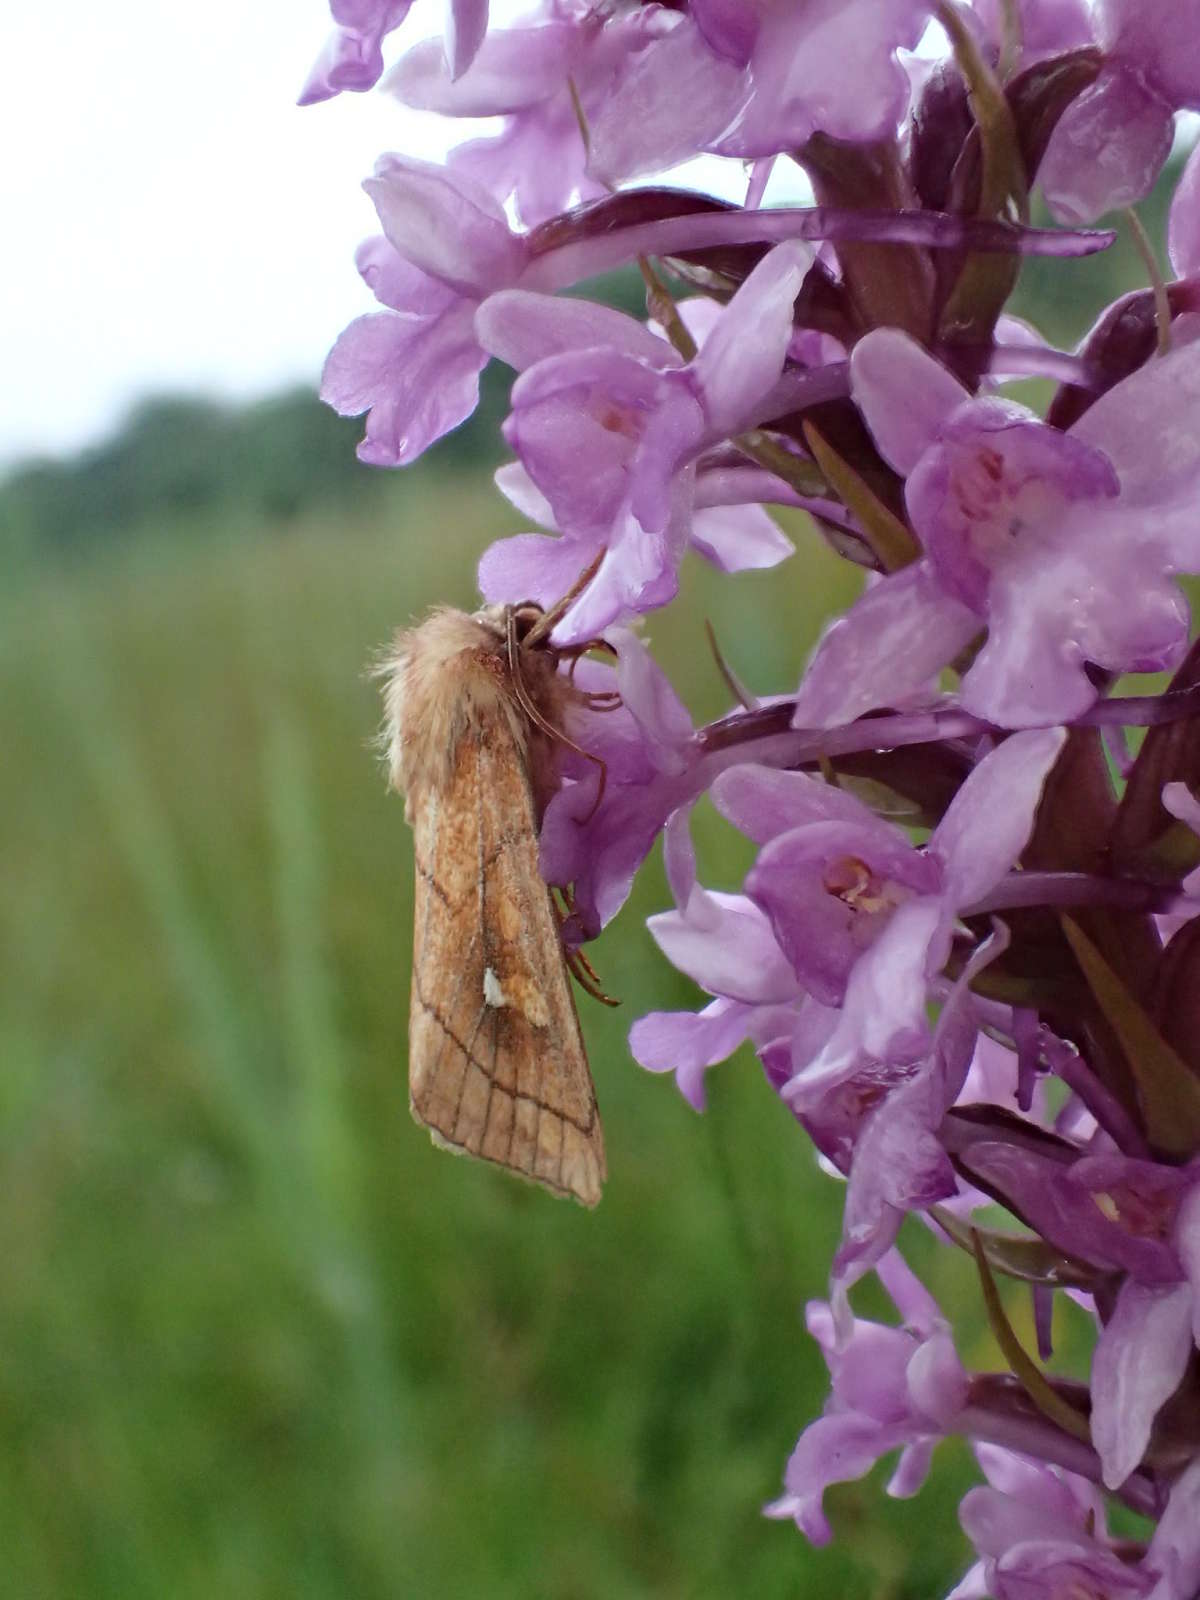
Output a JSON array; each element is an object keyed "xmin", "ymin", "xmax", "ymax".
[
  {"xmin": 688, "ymin": 504, "xmax": 793, "ymax": 571},
  {"xmin": 1040, "ymin": 65, "xmax": 1175, "ymax": 224},
  {"xmin": 476, "ymin": 290, "xmax": 677, "ymax": 373},
  {"xmin": 1070, "ymin": 337, "xmax": 1200, "ymax": 528},
  {"xmin": 387, "ymin": 23, "xmax": 574, "ymax": 114},
  {"xmin": 1091, "ymin": 1279, "xmax": 1193, "ymax": 1489},
  {"xmin": 1176, "ymin": 1183, "xmax": 1200, "ymax": 1347},
  {"xmin": 691, "ymin": 242, "xmax": 813, "ymax": 436},
  {"xmin": 792, "ymin": 563, "xmax": 979, "ymax": 730},
  {"xmin": 586, "ymin": 19, "xmax": 747, "ymax": 186},
  {"xmin": 788, "ymin": 898, "xmax": 944, "ymax": 1102},
  {"xmin": 713, "ymin": 764, "xmax": 881, "ymax": 845},
  {"xmin": 932, "ymin": 728, "xmax": 1066, "ymax": 908},
  {"xmin": 648, "ymin": 893, "xmax": 799, "ymax": 1005},
  {"xmin": 320, "ymin": 305, "xmax": 484, "ymax": 465},
  {"xmin": 477, "ymin": 532, "xmax": 592, "ymax": 609},
  {"xmin": 851, "ymin": 329, "xmax": 969, "ymax": 475},
  {"xmin": 612, "ymin": 626, "xmax": 694, "ymax": 768},
  {"xmin": 446, "ymin": 0, "xmax": 490, "ymax": 80},
  {"xmin": 1148, "ymin": 1457, "xmax": 1200, "ymax": 1600},
  {"xmin": 629, "ymin": 997, "xmax": 758, "ymax": 1111},
  {"xmin": 364, "ymin": 153, "xmax": 524, "ymax": 295},
  {"xmin": 1169, "ymin": 140, "xmax": 1200, "ymax": 278}
]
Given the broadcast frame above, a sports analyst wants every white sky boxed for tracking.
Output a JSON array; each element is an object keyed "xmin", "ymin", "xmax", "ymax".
[
  {"xmin": 0, "ymin": 1, "xmax": 470, "ymax": 465},
  {"xmin": 4, "ymin": 4, "xmax": 1133, "ymax": 470},
  {"xmin": 1, "ymin": 0, "xmax": 813, "ymax": 469}
]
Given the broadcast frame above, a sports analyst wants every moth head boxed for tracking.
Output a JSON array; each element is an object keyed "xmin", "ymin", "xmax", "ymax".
[
  {"xmin": 379, "ymin": 603, "xmax": 573, "ymax": 811},
  {"xmin": 473, "ymin": 599, "xmax": 545, "ymax": 653}
]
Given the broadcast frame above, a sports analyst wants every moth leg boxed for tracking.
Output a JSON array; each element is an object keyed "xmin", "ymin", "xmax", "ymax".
[
  {"xmin": 506, "ymin": 609, "xmax": 609, "ymax": 817},
  {"xmin": 577, "ymin": 689, "xmax": 623, "ymax": 711},
  {"xmin": 552, "ymin": 888, "xmax": 620, "ymax": 1007},
  {"xmin": 564, "ymin": 944, "xmax": 620, "ymax": 1007}
]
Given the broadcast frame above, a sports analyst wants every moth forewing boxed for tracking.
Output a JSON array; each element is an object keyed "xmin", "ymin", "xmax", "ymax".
[{"xmin": 383, "ymin": 607, "xmax": 605, "ymax": 1207}]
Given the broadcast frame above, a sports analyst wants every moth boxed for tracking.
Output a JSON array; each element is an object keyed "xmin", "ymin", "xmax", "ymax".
[{"xmin": 381, "ymin": 602, "xmax": 609, "ymax": 1207}]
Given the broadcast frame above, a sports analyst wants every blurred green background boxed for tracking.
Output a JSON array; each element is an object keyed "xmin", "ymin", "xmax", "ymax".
[{"xmin": 0, "ymin": 176, "xmax": 1173, "ymax": 1599}]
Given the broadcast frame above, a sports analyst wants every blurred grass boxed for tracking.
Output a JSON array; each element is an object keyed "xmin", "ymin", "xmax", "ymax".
[{"xmin": 0, "ymin": 479, "xmax": 1010, "ymax": 1599}]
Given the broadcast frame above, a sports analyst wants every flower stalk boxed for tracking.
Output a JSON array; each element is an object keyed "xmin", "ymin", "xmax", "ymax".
[{"xmin": 304, "ymin": 0, "xmax": 1200, "ymax": 1587}]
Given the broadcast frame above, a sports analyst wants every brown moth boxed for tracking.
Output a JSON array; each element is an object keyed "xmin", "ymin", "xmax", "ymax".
[{"xmin": 381, "ymin": 604, "xmax": 606, "ymax": 1207}]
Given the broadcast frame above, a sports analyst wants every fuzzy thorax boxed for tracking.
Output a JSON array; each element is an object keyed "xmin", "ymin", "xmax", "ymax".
[{"xmin": 382, "ymin": 606, "xmax": 570, "ymax": 816}]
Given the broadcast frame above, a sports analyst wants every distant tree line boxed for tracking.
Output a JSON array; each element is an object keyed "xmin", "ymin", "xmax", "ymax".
[{"xmin": 0, "ymin": 372, "xmax": 514, "ymax": 567}]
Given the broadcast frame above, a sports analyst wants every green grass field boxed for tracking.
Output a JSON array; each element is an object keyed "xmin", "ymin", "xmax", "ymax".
[{"xmin": 1, "ymin": 471, "xmax": 1105, "ymax": 1597}]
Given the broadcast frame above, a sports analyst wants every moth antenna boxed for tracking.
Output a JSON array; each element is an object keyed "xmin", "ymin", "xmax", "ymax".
[
  {"xmin": 522, "ymin": 551, "xmax": 605, "ymax": 647},
  {"xmin": 558, "ymin": 637, "xmax": 618, "ymax": 662},
  {"xmin": 577, "ymin": 754, "xmax": 607, "ymax": 822},
  {"xmin": 564, "ymin": 646, "xmax": 619, "ymax": 702}
]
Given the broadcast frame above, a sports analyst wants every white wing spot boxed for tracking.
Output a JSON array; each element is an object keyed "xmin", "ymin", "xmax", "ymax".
[{"xmin": 483, "ymin": 967, "xmax": 509, "ymax": 1008}]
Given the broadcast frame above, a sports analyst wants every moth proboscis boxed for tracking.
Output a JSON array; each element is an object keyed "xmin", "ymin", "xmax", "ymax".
[{"xmin": 382, "ymin": 603, "xmax": 607, "ymax": 1207}]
